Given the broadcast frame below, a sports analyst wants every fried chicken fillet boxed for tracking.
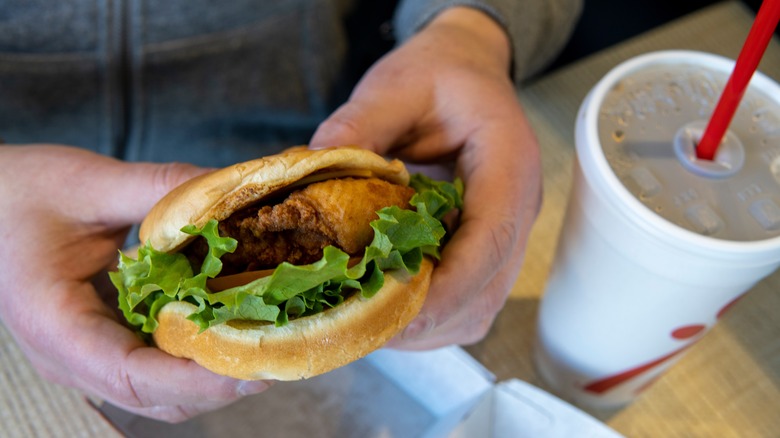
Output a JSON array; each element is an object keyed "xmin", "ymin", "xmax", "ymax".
[{"xmin": 184, "ymin": 177, "xmax": 415, "ymax": 274}]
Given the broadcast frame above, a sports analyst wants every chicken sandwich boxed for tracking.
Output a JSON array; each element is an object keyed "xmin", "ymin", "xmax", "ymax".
[{"xmin": 110, "ymin": 147, "xmax": 462, "ymax": 380}]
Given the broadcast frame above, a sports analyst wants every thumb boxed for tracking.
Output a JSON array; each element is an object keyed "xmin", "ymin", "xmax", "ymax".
[
  {"xmin": 309, "ymin": 87, "xmax": 424, "ymax": 154},
  {"xmin": 97, "ymin": 160, "xmax": 212, "ymax": 226},
  {"xmin": 309, "ymin": 102, "xmax": 401, "ymax": 153}
]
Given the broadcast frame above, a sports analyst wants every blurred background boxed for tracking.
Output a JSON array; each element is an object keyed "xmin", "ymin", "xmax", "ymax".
[{"xmin": 547, "ymin": 0, "xmax": 767, "ymax": 73}]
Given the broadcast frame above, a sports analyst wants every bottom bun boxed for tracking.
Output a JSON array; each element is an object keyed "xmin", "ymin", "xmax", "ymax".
[{"xmin": 153, "ymin": 259, "xmax": 433, "ymax": 381}]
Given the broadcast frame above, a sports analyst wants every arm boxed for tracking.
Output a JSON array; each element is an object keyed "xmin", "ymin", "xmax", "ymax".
[
  {"xmin": 394, "ymin": 0, "xmax": 583, "ymax": 82},
  {"xmin": 310, "ymin": 6, "xmax": 544, "ymax": 348}
]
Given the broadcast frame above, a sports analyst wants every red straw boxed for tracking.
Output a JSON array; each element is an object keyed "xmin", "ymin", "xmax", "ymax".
[{"xmin": 696, "ymin": 0, "xmax": 780, "ymax": 160}]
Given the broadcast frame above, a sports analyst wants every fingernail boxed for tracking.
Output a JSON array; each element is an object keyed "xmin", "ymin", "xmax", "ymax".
[
  {"xmin": 237, "ymin": 380, "xmax": 272, "ymax": 396},
  {"xmin": 402, "ymin": 314, "xmax": 435, "ymax": 340}
]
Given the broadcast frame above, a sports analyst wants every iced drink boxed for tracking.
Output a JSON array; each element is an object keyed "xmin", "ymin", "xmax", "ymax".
[{"xmin": 535, "ymin": 51, "xmax": 780, "ymax": 409}]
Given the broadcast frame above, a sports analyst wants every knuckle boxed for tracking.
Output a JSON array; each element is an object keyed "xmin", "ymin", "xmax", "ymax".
[
  {"xmin": 103, "ymin": 364, "xmax": 145, "ymax": 409},
  {"xmin": 152, "ymin": 162, "xmax": 198, "ymax": 198},
  {"xmin": 486, "ymin": 216, "xmax": 520, "ymax": 268}
]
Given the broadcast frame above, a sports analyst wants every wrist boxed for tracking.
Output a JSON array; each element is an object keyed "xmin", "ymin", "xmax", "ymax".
[{"xmin": 424, "ymin": 6, "xmax": 512, "ymax": 77}]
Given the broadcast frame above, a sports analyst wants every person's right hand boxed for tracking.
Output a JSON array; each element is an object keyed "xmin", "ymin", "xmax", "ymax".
[
  {"xmin": 0, "ymin": 145, "xmax": 272, "ymax": 422},
  {"xmin": 310, "ymin": 7, "xmax": 541, "ymax": 350}
]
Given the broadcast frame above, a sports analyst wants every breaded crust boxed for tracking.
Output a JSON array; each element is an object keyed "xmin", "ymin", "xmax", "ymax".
[{"xmin": 139, "ymin": 146, "xmax": 409, "ymax": 252}]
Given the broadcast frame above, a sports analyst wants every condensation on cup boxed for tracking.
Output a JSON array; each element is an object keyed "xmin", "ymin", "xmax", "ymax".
[{"xmin": 535, "ymin": 51, "xmax": 780, "ymax": 410}]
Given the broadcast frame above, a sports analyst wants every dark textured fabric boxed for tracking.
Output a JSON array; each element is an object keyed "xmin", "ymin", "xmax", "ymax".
[
  {"xmin": 124, "ymin": 1, "xmax": 346, "ymax": 166},
  {"xmin": 394, "ymin": 0, "xmax": 583, "ymax": 82},
  {"xmin": 0, "ymin": 0, "xmax": 581, "ymax": 166}
]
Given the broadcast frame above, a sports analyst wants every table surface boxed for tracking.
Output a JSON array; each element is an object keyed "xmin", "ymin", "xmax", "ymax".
[{"xmin": 2, "ymin": 2, "xmax": 779, "ymax": 437}]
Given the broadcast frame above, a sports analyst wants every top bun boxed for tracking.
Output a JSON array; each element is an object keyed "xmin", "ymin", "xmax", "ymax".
[{"xmin": 139, "ymin": 146, "xmax": 409, "ymax": 253}]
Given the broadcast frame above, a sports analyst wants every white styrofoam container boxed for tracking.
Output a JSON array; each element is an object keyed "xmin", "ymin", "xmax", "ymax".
[{"xmin": 96, "ymin": 346, "xmax": 622, "ymax": 438}]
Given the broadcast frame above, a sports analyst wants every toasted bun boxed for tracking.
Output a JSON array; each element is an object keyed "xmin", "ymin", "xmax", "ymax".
[
  {"xmin": 153, "ymin": 258, "xmax": 432, "ymax": 380},
  {"xmin": 140, "ymin": 146, "xmax": 409, "ymax": 253}
]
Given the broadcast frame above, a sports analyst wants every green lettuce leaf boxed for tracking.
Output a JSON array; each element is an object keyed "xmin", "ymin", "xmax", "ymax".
[{"xmin": 110, "ymin": 174, "xmax": 463, "ymax": 333}]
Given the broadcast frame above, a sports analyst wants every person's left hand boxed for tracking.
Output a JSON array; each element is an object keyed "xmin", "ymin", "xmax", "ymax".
[{"xmin": 309, "ymin": 7, "xmax": 542, "ymax": 349}]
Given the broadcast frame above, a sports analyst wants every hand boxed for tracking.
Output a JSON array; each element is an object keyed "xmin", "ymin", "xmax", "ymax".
[
  {"xmin": 0, "ymin": 145, "xmax": 271, "ymax": 422},
  {"xmin": 310, "ymin": 7, "xmax": 542, "ymax": 349}
]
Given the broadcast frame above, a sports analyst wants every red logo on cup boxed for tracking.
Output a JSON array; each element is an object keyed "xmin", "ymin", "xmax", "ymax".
[
  {"xmin": 582, "ymin": 324, "xmax": 706, "ymax": 394},
  {"xmin": 581, "ymin": 296, "xmax": 743, "ymax": 395}
]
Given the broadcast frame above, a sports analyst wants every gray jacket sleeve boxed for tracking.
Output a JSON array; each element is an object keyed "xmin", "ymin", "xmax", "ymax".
[{"xmin": 393, "ymin": 0, "xmax": 583, "ymax": 82}]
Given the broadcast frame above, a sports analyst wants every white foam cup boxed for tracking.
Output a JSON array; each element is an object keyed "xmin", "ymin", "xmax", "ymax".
[{"xmin": 535, "ymin": 51, "xmax": 780, "ymax": 410}]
